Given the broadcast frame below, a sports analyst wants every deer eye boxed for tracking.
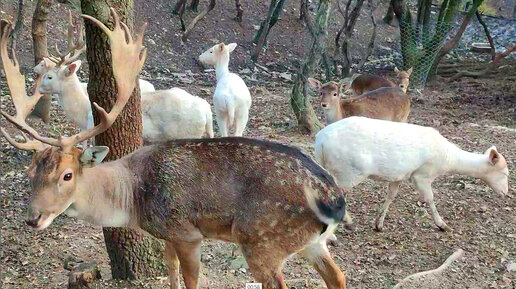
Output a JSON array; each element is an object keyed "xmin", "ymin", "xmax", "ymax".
[
  {"xmin": 63, "ymin": 173, "xmax": 73, "ymax": 181},
  {"xmin": 333, "ymin": 93, "xmax": 337, "ymax": 96},
  {"xmin": 47, "ymin": 75, "xmax": 53, "ymax": 80}
]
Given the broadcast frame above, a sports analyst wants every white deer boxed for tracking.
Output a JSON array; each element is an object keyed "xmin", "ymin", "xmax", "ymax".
[
  {"xmin": 199, "ymin": 43, "xmax": 252, "ymax": 137},
  {"xmin": 315, "ymin": 116, "xmax": 509, "ymax": 232}
]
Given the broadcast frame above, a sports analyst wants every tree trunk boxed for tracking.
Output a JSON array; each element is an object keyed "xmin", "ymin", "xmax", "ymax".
[
  {"xmin": 383, "ymin": 2, "xmax": 394, "ymax": 25},
  {"xmin": 250, "ymin": 0, "xmax": 277, "ymax": 62},
  {"xmin": 32, "ymin": 0, "xmax": 53, "ymax": 64},
  {"xmin": 290, "ymin": 0, "xmax": 332, "ymax": 134},
  {"xmin": 80, "ymin": 0, "xmax": 167, "ymax": 279}
]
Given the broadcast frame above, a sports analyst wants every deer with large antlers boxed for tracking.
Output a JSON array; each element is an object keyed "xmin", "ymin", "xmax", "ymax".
[{"xmin": 1, "ymin": 10, "xmax": 351, "ymax": 289}]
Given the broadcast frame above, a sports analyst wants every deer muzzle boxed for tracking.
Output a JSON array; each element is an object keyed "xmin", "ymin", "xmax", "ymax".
[{"xmin": 26, "ymin": 211, "xmax": 56, "ymax": 230}]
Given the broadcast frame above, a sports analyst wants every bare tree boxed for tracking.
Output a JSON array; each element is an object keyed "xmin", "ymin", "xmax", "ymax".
[
  {"xmin": 80, "ymin": 0, "xmax": 167, "ymax": 279},
  {"xmin": 32, "ymin": 0, "xmax": 53, "ymax": 64},
  {"xmin": 251, "ymin": 0, "xmax": 287, "ymax": 62},
  {"xmin": 334, "ymin": 0, "xmax": 365, "ymax": 77},
  {"xmin": 290, "ymin": 0, "xmax": 334, "ymax": 134}
]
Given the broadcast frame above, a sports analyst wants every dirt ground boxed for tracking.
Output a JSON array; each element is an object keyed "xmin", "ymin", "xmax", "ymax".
[{"xmin": 1, "ymin": 0, "xmax": 516, "ymax": 288}]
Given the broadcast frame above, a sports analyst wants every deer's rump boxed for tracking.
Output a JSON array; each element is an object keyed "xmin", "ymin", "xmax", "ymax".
[
  {"xmin": 345, "ymin": 86, "xmax": 410, "ymax": 122},
  {"xmin": 133, "ymin": 137, "xmax": 346, "ymax": 243}
]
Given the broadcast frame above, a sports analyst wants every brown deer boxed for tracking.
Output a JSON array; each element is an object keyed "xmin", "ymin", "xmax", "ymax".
[
  {"xmin": 308, "ymin": 78, "xmax": 410, "ymax": 124},
  {"xmin": 350, "ymin": 67, "xmax": 413, "ymax": 95},
  {"xmin": 0, "ymin": 12, "xmax": 351, "ymax": 289}
]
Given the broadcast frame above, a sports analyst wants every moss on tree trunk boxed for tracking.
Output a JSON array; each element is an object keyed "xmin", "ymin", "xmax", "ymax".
[
  {"xmin": 289, "ymin": 0, "xmax": 332, "ymax": 134},
  {"xmin": 80, "ymin": 0, "xmax": 167, "ymax": 279}
]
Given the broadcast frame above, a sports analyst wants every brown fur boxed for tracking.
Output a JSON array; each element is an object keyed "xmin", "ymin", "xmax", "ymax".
[
  {"xmin": 23, "ymin": 138, "xmax": 349, "ymax": 289},
  {"xmin": 351, "ymin": 75, "xmax": 395, "ymax": 96},
  {"xmin": 316, "ymin": 81, "xmax": 410, "ymax": 124}
]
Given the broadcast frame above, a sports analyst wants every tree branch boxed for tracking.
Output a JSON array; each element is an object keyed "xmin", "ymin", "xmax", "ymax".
[
  {"xmin": 393, "ymin": 249, "xmax": 465, "ymax": 289},
  {"xmin": 476, "ymin": 11, "xmax": 495, "ymax": 60},
  {"xmin": 181, "ymin": 0, "xmax": 216, "ymax": 42},
  {"xmin": 452, "ymin": 44, "xmax": 516, "ymax": 80}
]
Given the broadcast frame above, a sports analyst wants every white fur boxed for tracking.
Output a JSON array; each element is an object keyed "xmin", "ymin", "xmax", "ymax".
[
  {"xmin": 40, "ymin": 62, "xmax": 211, "ymax": 142},
  {"xmin": 315, "ymin": 116, "xmax": 509, "ymax": 231},
  {"xmin": 141, "ymin": 88, "xmax": 214, "ymax": 142},
  {"xmin": 199, "ymin": 43, "xmax": 252, "ymax": 137}
]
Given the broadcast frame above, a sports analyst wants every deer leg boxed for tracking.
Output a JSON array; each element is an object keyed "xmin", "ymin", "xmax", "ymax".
[
  {"xmin": 413, "ymin": 177, "xmax": 451, "ymax": 232},
  {"xmin": 375, "ymin": 181, "xmax": 401, "ymax": 232},
  {"xmin": 300, "ymin": 242, "xmax": 346, "ymax": 289},
  {"xmin": 240, "ymin": 245, "xmax": 289, "ymax": 289},
  {"xmin": 165, "ymin": 242, "xmax": 180, "ymax": 289},
  {"xmin": 234, "ymin": 109, "xmax": 249, "ymax": 137},
  {"xmin": 215, "ymin": 111, "xmax": 229, "ymax": 137},
  {"xmin": 174, "ymin": 241, "xmax": 202, "ymax": 289}
]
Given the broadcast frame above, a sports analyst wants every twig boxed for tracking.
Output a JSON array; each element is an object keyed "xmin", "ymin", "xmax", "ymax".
[
  {"xmin": 393, "ymin": 249, "xmax": 465, "ymax": 289},
  {"xmin": 476, "ymin": 11, "xmax": 495, "ymax": 60},
  {"xmin": 181, "ymin": 0, "xmax": 216, "ymax": 42},
  {"xmin": 452, "ymin": 43, "xmax": 516, "ymax": 80}
]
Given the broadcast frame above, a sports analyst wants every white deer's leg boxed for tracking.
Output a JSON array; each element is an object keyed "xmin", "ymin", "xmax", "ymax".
[
  {"xmin": 234, "ymin": 108, "xmax": 249, "ymax": 137},
  {"xmin": 375, "ymin": 181, "xmax": 401, "ymax": 232},
  {"xmin": 413, "ymin": 177, "xmax": 450, "ymax": 232},
  {"xmin": 215, "ymin": 111, "xmax": 229, "ymax": 137}
]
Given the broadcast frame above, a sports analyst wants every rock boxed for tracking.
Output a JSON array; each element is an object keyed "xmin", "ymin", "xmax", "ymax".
[
  {"xmin": 279, "ymin": 72, "xmax": 292, "ymax": 81},
  {"xmin": 239, "ymin": 68, "xmax": 252, "ymax": 74},
  {"xmin": 147, "ymin": 38, "xmax": 156, "ymax": 46},
  {"xmin": 200, "ymin": 88, "xmax": 212, "ymax": 96},
  {"xmin": 14, "ymin": 135, "xmax": 25, "ymax": 143},
  {"xmin": 253, "ymin": 25, "xmax": 260, "ymax": 30},
  {"xmin": 178, "ymin": 76, "xmax": 194, "ymax": 84},
  {"xmin": 64, "ymin": 256, "xmax": 101, "ymax": 289},
  {"xmin": 204, "ymin": 69, "xmax": 215, "ymax": 73}
]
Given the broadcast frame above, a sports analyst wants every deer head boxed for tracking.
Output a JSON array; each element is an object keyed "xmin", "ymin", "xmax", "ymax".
[
  {"xmin": 198, "ymin": 42, "xmax": 237, "ymax": 66},
  {"xmin": 307, "ymin": 78, "xmax": 346, "ymax": 109},
  {"xmin": 394, "ymin": 67, "xmax": 412, "ymax": 93},
  {"xmin": 0, "ymin": 9, "xmax": 147, "ymax": 230}
]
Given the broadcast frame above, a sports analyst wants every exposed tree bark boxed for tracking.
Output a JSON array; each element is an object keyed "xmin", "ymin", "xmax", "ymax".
[
  {"xmin": 181, "ymin": 0, "xmax": 216, "ymax": 42},
  {"xmin": 299, "ymin": 0, "xmax": 307, "ymax": 21},
  {"xmin": 383, "ymin": 2, "xmax": 394, "ymax": 25},
  {"xmin": 452, "ymin": 43, "xmax": 516, "ymax": 80},
  {"xmin": 32, "ymin": 0, "xmax": 53, "ymax": 64},
  {"xmin": 290, "ymin": 0, "xmax": 333, "ymax": 134},
  {"xmin": 476, "ymin": 11, "xmax": 495, "ymax": 60},
  {"xmin": 393, "ymin": 249, "xmax": 465, "ymax": 289},
  {"xmin": 172, "ymin": 0, "xmax": 187, "ymax": 14},
  {"xmin": 190, "ymin": 0, "xmax": 200, "ymax": 12},
  {"xmin": 80, "ymin": 0, "xmax": 167, "ymax": 279}
]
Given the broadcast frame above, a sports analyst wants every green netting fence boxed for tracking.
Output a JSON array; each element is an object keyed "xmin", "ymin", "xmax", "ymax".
[{"xmin": 396, "ymin": 18, "xmax": 454, "ymax": 89}]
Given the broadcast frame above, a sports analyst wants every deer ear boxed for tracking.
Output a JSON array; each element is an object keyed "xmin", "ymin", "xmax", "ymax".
[
  {"xmin": 65, "ymin": 60, "xmax": 82, "ymax": 77},
  {"xmin": 218, "ymin": 43, "xmax": 225, "ymax": 51},
  {"xmin": 407, "ymin": 67, "xmax": 413, "ymax": 75},
  {"xmin": 394, "ymin": 67, "xmax": 400, "ymax": 73},
  {"xmin": 307, "ymin": 78, "xmax": 321, "ymax": 91},
  {"xmin": 226, "ymin": 43, "xmax": 237, "ymax": 53},
  {"xmin": 487, "ymin": 146, "xmax": 500, "ymax": 165},
  {"xmin": 80, "ymin": 146, "xmax": 109, "ymax": 168}
]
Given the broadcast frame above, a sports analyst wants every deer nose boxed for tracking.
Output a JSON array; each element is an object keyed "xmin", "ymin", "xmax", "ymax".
[
  {"xmin": 321, "ymin": 103, "xmax": 328, "ymax": 108},
  {"xmin": 26, "ymin": 214, "xmax": 42, "ymax": 228}
]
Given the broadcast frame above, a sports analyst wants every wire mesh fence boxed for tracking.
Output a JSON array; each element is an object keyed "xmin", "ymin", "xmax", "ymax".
[{"xmin": 396, "ymin": 19, "xmax": 454, "ymax": 89}]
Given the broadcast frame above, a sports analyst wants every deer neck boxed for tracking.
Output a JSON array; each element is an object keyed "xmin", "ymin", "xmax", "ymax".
[
  {"xmin": 69, "ymin": 159, "xmax": 137, "ymax": 227},
  {"xmin": 215, "ymin": 56, "xmax": 230, "ymax": 81},
  {"xmin": 445, "ymin": 145, "xmax": 490, "ymax": 178},
  {"xmin": 59, "ymin": 76, "xmax": 93, "ymax": 129},
  {"xmin": 325, "ymin": 99, "xmax": 344, "ymax": 124}
]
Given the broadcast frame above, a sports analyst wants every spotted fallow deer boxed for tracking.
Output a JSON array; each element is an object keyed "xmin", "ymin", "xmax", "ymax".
[
  {"xmin": 308, "ymin": 78, "xmax": 410, "ymax": 124},
  {"xmin": 0, "ymin": 12, "xmax": 351, "ymax": 289}
]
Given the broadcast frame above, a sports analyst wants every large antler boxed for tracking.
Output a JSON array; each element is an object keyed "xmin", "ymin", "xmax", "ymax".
[
  {"xmin": 1, "ymin": 9, "xmax": 147, "ymax": 153},
  {"xmin": 0, "ymin": 20, "xmax": 48, "ymax": 152},
  {"xmin": 52, "ymin": 10, "xmax": 86, "ymax": 66}
]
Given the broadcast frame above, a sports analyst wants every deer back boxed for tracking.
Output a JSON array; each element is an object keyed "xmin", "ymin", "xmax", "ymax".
[
  {"xmin": 340, "ymin": 87, "xmax": 410, "ymax": 122},
  {"xmin": 131, "ymin": 137, "xmax": 346, "ymax": 242},
  {"xmin": 351, "ymin": 74, "xmax": 395, "ymax": 96}
]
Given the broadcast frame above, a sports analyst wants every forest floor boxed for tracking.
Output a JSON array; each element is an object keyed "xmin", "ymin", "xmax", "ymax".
[{"xmin": 1, "ymin": 0, "xmax": 516, "ymax": 288}]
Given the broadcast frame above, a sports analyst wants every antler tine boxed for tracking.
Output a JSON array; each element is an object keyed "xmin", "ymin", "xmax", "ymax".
[
  {"xmin": 0, "ymin": 21, "xmax": 61, "ymax": 150},
  {"xmin": 49, "ymin": 8, "xmax": 148, "ymax": 150},
  {"xmin": 55, "ymin": 10, "xmax": 86, "ymax": 66},
  {"xmin": 0, "ymin": 128, "xmax": 48, "ymax": 151}
]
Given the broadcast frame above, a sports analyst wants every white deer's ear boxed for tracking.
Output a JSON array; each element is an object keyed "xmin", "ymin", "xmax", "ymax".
[
  {"xmin": 65, "ymin": 60, "xmax": 82, "ymax": 77},
  {"xmin": 487, "ymin": 146, "xmax": 500, "ymax": 165},
  {"xmin": 394, "ymin": 66, "xmax": 400, "ymax": 73},
  {"xmin": 226, "ymin": 43, "xmax": 237, "ymax": 53},
  {"xmin": 80, "ymin": 146, "xmax": 109, "ymax": 168},
  {"xmin": 218, "ymin": 43, "xmax": 225, "ymax": 51}
]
